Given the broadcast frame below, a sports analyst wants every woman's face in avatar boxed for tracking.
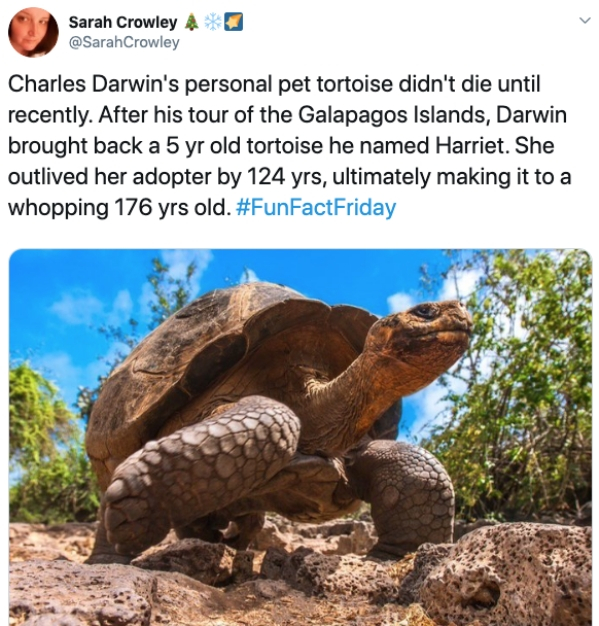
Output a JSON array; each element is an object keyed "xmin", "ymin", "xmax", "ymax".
[{"xmin": 10, "ymin": 8, "xmax": 50, "ymax": 55}]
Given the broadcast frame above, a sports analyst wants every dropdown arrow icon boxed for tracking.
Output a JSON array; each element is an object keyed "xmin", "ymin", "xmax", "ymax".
[{"xmin": 580, "ymin": 17, "xmax": 591, "ymax": 23}]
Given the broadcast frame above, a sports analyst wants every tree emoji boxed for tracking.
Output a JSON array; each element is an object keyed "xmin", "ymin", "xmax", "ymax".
[{"xmin": 185, "ymin": 13, "xmax": 198, "ymax": 31}]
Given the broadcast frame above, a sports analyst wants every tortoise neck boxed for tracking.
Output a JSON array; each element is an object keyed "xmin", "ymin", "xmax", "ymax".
[{"xmin": 300, "ymin": 352, "xmax": 412, "ymax": 456}]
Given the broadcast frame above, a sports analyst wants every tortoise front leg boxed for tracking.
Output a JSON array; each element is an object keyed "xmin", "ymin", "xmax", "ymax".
[
  {"xmin": 100, "ymin": 396, "xmax": 300, "ymax": 559},
  {"xmin": 87, "ymin": 497, "xmax": 134, "ymax": 564},
  {"xmin": 347, "ymin": 440, "xmax": 455, "ymax": 559}
]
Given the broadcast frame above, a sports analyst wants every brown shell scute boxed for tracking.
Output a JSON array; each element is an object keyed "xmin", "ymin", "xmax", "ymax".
[{"xmin": 86, "ymin": 282, "xmax": 379, "ymax": 485}]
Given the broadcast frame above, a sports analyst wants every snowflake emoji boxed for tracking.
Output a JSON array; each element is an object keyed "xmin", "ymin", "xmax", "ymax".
[{"xmin": 204, "ymin": 13, "xmax": 222, "ymax": 30}]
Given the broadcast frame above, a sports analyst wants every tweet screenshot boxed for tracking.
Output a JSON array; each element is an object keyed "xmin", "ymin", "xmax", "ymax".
[{"xmin": 4, "ymin": 2, "xmax": 595, "ymax": 625}]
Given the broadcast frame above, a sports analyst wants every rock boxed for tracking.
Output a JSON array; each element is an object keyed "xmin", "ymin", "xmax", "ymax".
[
  {"xmin": 10, "ymin": 559, "xmax": 226, "ymax": 626},
  {"xmin": 260, "ymin": 546, "xmax": 400, "ymax": 603},
  {"xmin": 296, "ymin": 520, "xmax": 355, "ymax": 538},
  {"xmin": 251, "ymin": 518, "xmax": 292, "ymax": 550},
  {"xmin": 231, "ymin": 550, "xmax": 255, "ymax": 583},
  {"xmin": 252, "ymin": 517, "xmax": 377, "ymax": 556},
  {"xmin": 397, "ymin": 543, "xmax": 452, "ymax": 604},
  {"xmin": 9, "ymin": 523, "xmax": 96, "ymax": 563},
  {"xmin": 132, "ymin": 538, "xmax": 240, "ymax": 586},
  {"xmin": 418, "ymin": 523, "xmax": 591, "ymax": 626},
  {"xmin": 9, "ymin": 554, "xmax": 420, "ymax": 626},
  {"xmin": 320, "ymin": 521, "xmax": 377, "ymax": 555},
  {"xmin": 9, "ymin": 519, "xmax": 592, "ymax": 626}
]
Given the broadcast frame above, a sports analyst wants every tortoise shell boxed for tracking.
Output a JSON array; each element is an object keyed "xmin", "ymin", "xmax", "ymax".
[{"xmin": 86, "ymin": 282, "xmax": 399, "ymax": 489}]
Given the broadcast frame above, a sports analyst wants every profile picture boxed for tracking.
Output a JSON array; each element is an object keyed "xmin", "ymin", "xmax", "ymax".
[{"xmin": 8, "ymin": 7, "xmax": 58, "ymax": 57}]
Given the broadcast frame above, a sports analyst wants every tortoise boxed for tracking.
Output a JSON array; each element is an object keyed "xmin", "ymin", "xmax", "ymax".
[{"xmin": 86, "ymin": 282, "xmax": 472, "ymax": 563}]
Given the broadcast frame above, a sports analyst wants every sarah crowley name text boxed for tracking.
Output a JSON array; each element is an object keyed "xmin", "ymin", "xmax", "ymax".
[{"xmin": 69, "ymin": 16, "xmax": 178, "ymax": 31}]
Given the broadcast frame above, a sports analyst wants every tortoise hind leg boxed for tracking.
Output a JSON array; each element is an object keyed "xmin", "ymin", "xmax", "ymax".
[
  {"xmin": 100, "ymin": 396, "xmax": 300, "ymax": 558},
  {"xmin": 223, "ymin": 512, "xmax": 266, "ymax": 549},
  {"xmin": 346, "ymin": 440, "xmax": 455, "ymax": 559},
  {"xmin": 174, "ymin": 512, "xmax": 230, "ymax": 543},
  {"xmin": 175, "ymin": 511, "xmax": 265, "ymax": 550}
]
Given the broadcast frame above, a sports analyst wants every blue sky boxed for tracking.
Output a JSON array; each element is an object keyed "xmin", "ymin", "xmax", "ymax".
[{"xmin": 9, "ymin": 249, "xmax": 468, "ymax": 438}]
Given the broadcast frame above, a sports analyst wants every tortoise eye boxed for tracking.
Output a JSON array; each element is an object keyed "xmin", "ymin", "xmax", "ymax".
[{"xmin": 412, "ymin": 304, "xmax": 436, "ymax": 320}]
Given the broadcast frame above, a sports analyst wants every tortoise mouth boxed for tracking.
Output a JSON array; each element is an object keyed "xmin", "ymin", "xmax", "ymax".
[
  {"xmin": 412, "ymin": 328, "xmax": 472, "ymax": 341},
  {"xmin": 428, "ymin": 329, "xmax": 471, "ymax": 346},
  {"xmin": 381, "ymin": 328, "xmax": 471, "ymax": 364}
]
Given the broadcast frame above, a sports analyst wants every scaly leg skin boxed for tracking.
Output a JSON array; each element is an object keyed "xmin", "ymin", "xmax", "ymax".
[
  {"xmin": 175, "ymin": 512, "xmax": 230, "ymax": 543},
  {"xmin": 86, "ymin": 498, "xmax": 134, "ymax": 564},
  {"xmin": 102, "ymin": 396, "xmax": 301, "ymax": 558},
  {"xmin": 347, "ymin": 440, "xmax": 455, "ymax": 560},
  {"xmin": 223, "ymin": 512, "xmax": 266, "ymax": 549},
  {"xmin": 175, "ymin": 511, "xmax": 265, "ymax": 549}
]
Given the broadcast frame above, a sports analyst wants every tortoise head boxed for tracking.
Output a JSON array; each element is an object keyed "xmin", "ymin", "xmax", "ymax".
[{"xmin": 364, "ymin": 301, "xmax": 472, "ymax": 392}]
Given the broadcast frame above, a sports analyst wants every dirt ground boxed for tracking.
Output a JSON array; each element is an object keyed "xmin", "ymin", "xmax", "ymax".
[{"xmin": 9, "ymin": 520, "xmax": 448, "ymax": 626}]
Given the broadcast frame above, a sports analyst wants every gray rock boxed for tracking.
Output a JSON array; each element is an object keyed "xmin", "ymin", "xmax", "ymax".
[
  {"xmin": 10, "ymin": 558, "xmax": 225, "ymax": 626},
  {"xmin": 11, "ymin": 560, "xmax": 154, "ymax": 626},
  {"xmin": 419, "ymin": 523, "xmax": 591, "ymax": 626},
  {"xmin": 320, "ymin": 521, "xmax": 377, "ymax": 555},
  {"xmin": 252, "ymin": 517, "xmax": 377, "ymax": 555},
  {"xmin": 397, "ymin": 542, "xmax": 452, "ymax": 604},
  {"xmin": 259, "ymin": 546, "xmax": 399, "ymax": 603},
  {"xmin": 10, "ymin": 520, "xmax": 591, "ymax": 626},
  {"xmin": 250, "ymin": 518, "xmax": 290, "ymax": 550},
  {"xmin": 132, "ymin": 538, "xmax": 238, "ymax": 586}
]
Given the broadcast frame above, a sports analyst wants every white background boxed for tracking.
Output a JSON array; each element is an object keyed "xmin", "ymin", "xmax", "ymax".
[{"xmin": 2, "ymin": 0, "xmax": 596, "ymax": 609}]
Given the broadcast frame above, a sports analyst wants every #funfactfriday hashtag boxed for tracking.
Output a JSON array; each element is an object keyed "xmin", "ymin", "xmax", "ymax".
[
  {"xmin": 236, "ymin": 198, "xmax": 252, "ymax": 215},
  {"xmin": 235, "ymin": 197, "xmax": 397, "ymax": 220}
]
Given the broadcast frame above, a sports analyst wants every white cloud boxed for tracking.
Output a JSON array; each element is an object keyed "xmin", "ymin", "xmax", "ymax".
[
  {"xmin": 35, "ymin": 347, "xmax": 129, "ymax": 409},
  {"xmin": 36, "ymin": 352, "xmax": 82, "ymax": 390},
  {"xmin": 386, "ymin": 268, "xmax": 483, "ymax": 318},
  {"xmin": 34, "ymin": 352, "xmax": 99, "ymax": 409},
  {"xmin": 112, "ymin": 289, "xmax": 133, "ymax": 314},
  {"xmin": 404, "ymin": 383, "xmax": 447, "ymax": 440},
  {"xmin": 50, "ymin": 292, "xmax": 104, "ymax": 326},
  {"xmin": 239, "ymin": 268, "xmax": 260, "ymax": 283},
  {"xmin": 106, "ymin": 289, "xmax": 134, "ymax": 327},
  {"xmin": 50, "ymin": 289, "xmax": 133, "ymax": 329},
  {"xmin": 161, "ymin": 249, "xmax": 213, "ymax": 294},
  {"xmin": 139, "ymin": 250, "xmax": 214, "ymax": 320},
  {"xmin": 387, "ymin": 292, "xmax": 416, "ymax": 313},
  {"xmin": 405, "ymin": 364, "xmax": 468, "ymax": 439},
  {"xmin": 439, "ymin": 268, "xmax": 483, "ymax": 301},
  {"xmin": 138, "ymin": 282, "xmax": 155, "ymax": 321},
  {"xmin": 96, "ymin": 339, "xmax": 134, "ymax": 372}
]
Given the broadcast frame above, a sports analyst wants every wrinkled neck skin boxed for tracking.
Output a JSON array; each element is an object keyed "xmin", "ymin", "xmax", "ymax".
[{"xmin": 299, "ymin": 351, "xmax": 425, "ymax": 456}]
